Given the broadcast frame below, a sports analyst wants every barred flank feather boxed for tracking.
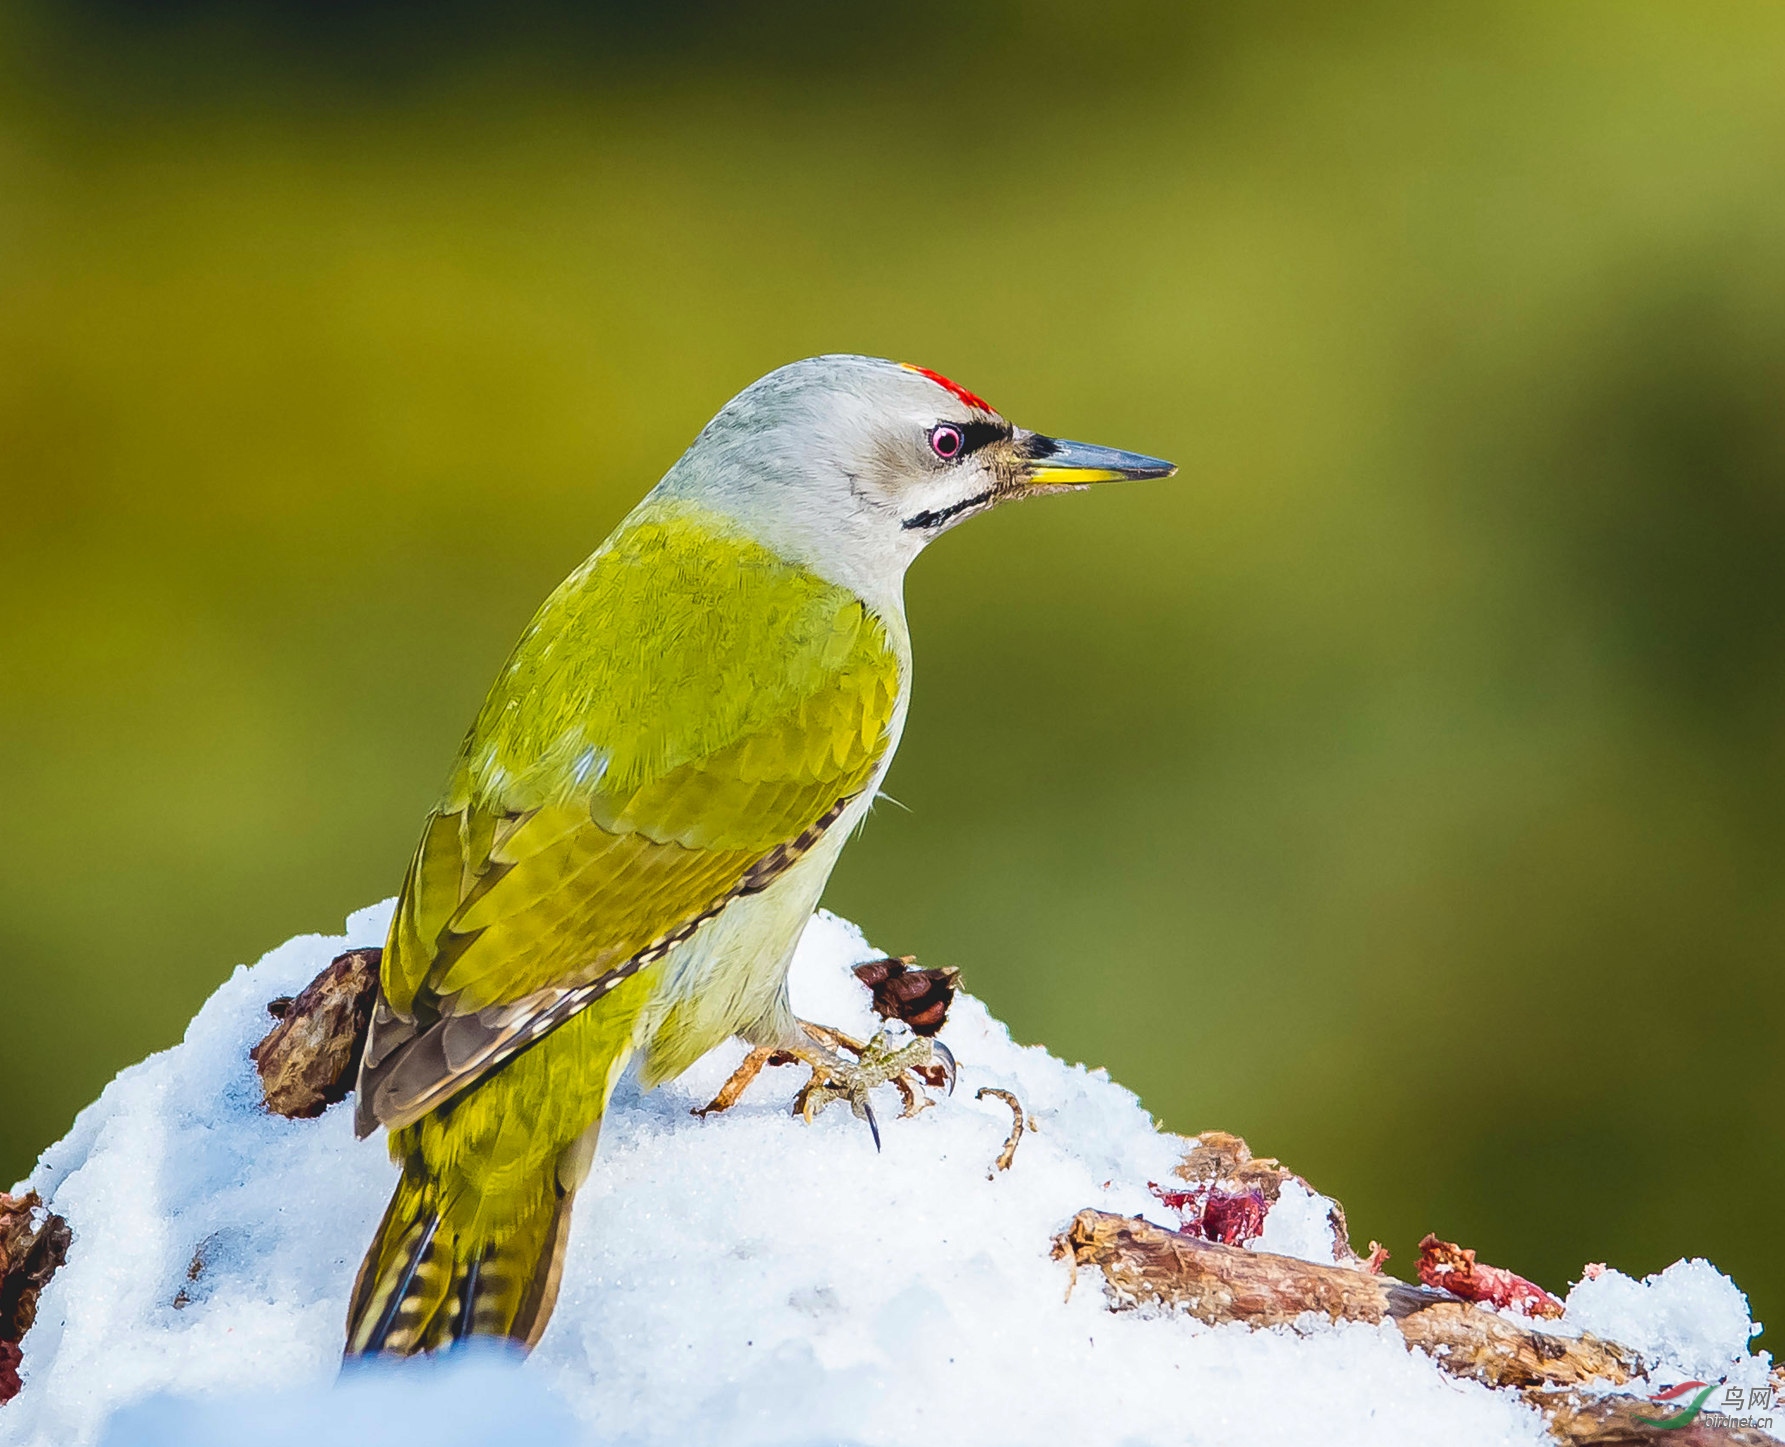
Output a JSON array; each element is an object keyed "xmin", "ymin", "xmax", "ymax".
[{"xmin": 344, "ymin": 1169, "xmax": 574, "ymax": 1358}]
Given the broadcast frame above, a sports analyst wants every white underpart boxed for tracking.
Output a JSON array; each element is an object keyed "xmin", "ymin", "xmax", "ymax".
[
  {"xmin": 5, "ymin": 905, "xmax": 1773, "ymax": 1447},
  {"xmin": 636, "ymin": 790, "xmax": 867, "ymax": 1060}
]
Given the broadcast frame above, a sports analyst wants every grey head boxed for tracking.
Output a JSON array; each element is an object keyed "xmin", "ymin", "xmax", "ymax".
[{"xmin": 649, "ymin": 353, "xmax": 1175, "ymax": 613}]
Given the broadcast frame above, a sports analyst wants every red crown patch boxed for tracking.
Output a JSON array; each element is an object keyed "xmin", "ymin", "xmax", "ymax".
[{"xmin": 900, "ymin": 363, "xmax": 996, "ymax": 415}]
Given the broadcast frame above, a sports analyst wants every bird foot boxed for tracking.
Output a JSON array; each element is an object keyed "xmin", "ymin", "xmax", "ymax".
[{"xmin": 692, "ymin": 1019, "xmax": 955, "ymax": 1150}]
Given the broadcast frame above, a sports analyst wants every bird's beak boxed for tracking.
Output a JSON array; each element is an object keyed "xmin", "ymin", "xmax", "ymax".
[{"xmin": 1015, "ymin": 432, "xmax": 1177, "ymax": 490}]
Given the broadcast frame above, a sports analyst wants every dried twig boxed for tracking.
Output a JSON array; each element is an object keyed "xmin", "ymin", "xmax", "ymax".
[
  {"xmin": 975, "ymin": 1087, "xmax": 1031, "ymax": 1175},
  {"xmin": 1053, "ymin": 1210, "xmax": 1771, "ymax": 1446}
]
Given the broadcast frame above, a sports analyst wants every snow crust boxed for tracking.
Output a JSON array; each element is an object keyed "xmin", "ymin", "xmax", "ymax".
[
  {"xmin": 4, "ymin": 904, "xmax": 1774, "ymax": 1446},
  {"xmin": 1253, "ymin": 1178, "xmax": 1340, "ymax": 1265},
  {"xmin": 1562, "ymin": 1259, "xmax": 1763, "ymax": 1385}
]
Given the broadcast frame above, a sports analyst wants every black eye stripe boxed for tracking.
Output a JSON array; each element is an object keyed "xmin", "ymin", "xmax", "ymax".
[
  {"xmin": 955, "ymin": 420, "xmax": 1008, "ymax": 456},
  {"xmin": 929, "ymin": 419, "xmax": 1006, "ymax": 462}
]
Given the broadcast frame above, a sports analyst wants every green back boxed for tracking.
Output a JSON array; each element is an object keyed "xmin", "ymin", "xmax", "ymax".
[{"xmin": 381, "ymin": 499, "xmax": 902, "ymax": 1023}]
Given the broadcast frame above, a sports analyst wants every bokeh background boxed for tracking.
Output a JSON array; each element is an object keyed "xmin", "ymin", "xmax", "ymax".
[{"xmin": 4, "ymin": 0, "xmax": 1783, "ymax": 1336}]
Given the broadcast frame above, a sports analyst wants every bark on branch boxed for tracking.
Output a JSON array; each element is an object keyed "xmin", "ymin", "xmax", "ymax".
[
  {"xmin": 1054, "ymin": 1210, "xmax": 1772, "ymax": 1446},
  {"xmin": 249, "ymin": 947, "xmax": 380, "ymax": 1118}
]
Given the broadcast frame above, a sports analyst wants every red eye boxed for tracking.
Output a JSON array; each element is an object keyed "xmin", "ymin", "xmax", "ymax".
[{"xmin": 929, "ymin": 424, "xmax": 964, "ymax": 460}]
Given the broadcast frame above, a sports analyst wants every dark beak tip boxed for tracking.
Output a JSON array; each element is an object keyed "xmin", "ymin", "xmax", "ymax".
[{"xmin": 1107, "ymin": 458, "xmax": 1176, "ymax": 483}]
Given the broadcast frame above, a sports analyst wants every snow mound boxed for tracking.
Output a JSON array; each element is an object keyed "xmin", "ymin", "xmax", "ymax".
[
  {"xmin": 3, "ymin": 905, "xmax": 1773, "ymax": 1446},
  {"xmin": 97, "ymin": 1346, "xmax": 578, "ymax": 1447},
  {"xmin": 1563, "ymin": 1259, "xmax": 1762, "ymax": 1384}
]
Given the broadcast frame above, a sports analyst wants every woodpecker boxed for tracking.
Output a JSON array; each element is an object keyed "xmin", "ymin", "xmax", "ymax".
[{"xmin": 344, "ymin": 355, "xmax": 1174, "ymax": 1357}]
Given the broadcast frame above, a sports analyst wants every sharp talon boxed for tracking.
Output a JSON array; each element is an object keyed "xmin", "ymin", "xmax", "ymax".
[
  {"xmin": 933, "ymin": 1039, "xmax": 957, "ymax": 1095},
  {"xmin": 772, "ymin": 1019, "xmax": 950, "ymax": 1142}
]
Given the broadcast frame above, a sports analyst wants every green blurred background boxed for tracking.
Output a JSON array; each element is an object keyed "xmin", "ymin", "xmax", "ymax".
[{"xmin": 4, "ymin": 0, "xmax": 1783, "ymax": 1335}]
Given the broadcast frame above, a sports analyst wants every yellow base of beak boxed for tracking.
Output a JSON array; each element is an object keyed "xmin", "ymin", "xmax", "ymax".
[{"xmin": 1024, "ymin": 466, "xmax": 1134, "ymax": 486}]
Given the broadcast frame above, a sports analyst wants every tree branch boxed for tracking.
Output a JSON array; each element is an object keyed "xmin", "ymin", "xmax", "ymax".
[{"xmin": 1054, "ymin": 1209, "xmax": 1772, "ymax": 1447}]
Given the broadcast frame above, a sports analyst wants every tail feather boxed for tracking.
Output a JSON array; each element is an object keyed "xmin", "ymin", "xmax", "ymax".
[
  {"xmin": 508, "ymin": 1191, "xmax": 574, "ymax": 1350},
  {"xmin": 345, "ymin": 969, "xmax": 648, "ymax": 1360},
  {"xmin": 345, "ymin": 1172, "xmax": 576, "ymax": 1359}
]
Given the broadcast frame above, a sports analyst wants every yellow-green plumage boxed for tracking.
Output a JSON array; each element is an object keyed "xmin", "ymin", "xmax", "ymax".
[
  {"xmin": 386, "ymin": 501, "xmax": 898, "ymax": 1020},
  {"xmin": 346, "ymin": 499, "xmax": 902, "ymax": 1356}
]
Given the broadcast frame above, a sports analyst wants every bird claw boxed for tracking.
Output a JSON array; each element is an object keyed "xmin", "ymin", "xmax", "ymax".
[
  {"xmin": 931, "ymin": 1039, "xmax": 957, "ymax": 1096},
  {"xmin": 694, "ymin": 1021, "xmax": 953, "ymax": 1150},
  {"xmin": 791, "ymin": 1026, "xmax": 947, "ymax": 1149}
]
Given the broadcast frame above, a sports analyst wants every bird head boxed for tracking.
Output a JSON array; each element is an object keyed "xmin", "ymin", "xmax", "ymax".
[{"xmin": 653, "ymin": 354, "xmax": 1175, "ymax": 610}]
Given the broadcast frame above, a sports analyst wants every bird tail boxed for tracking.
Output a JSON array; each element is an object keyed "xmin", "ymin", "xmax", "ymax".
[{"xmin": 343, "ymin": 1166, "xmax": 574, "ymax": 1358}]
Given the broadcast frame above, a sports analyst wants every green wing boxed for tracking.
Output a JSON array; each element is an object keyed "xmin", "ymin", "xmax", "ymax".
[{"xmin": 355, "ymin": 502, "xmax": 901, "ymax": 1135}]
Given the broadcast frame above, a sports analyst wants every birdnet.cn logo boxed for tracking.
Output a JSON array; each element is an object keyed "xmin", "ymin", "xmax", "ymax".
[{"xmin": 1640, "ymin": 1379, "xmax": 1779, "ymax": 1430}]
